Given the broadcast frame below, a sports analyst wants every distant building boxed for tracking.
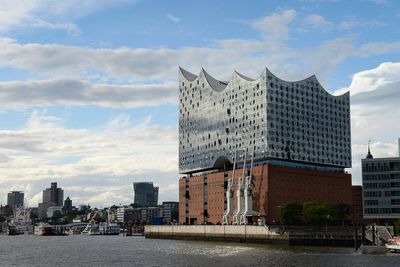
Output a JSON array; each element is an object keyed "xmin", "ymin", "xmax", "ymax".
[
  {"xmin": 362, "ymin": 141, "xmax": 400, "ymax": 220},
  {"xmin": 140, "ymin": 207, "xmax": 162, "ymax": 224},
  {"xmin": 0, "ymin": 205, "xmax": 13, "ymax": 217},
  {"xmin": 38, "ymin": 202, "xmax": 54, "ymax": 219},
  {"xmin": 46, "ymin": 206, "xmax": 63, "ymax": 218},
  {"xmin": 7, "ymin": 191, "xmax": 24, "ymax": 210},
  {"xmin": 162, "ymin": 202, "xmax": 179, "ymax": 224},
  {"xmin": 63, "ymin": 197, "xmax": 72, "ymax": 213},
  {"xmin": 43, "ymin": 182, "xmax": 64, "ymax": 206},
  {"xmin": 133, "ymin": 182, "xmax": 159, "ymax": 206},
  {"xmin": 117, "ymin": 207, "xmax": 141, "ymax": 224}
]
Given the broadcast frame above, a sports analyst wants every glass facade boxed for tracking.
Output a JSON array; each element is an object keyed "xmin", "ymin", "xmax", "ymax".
[
  {"xmin": 179, "ymin": 67, "xmax": 351, "ymax": 174},
  {"xmin": 362, "ymin": 157, "xmax": 400, "ymax": 219},
  {"xmin": 133, "ymin": 182, "xmax": 159, "ymax": 206}
]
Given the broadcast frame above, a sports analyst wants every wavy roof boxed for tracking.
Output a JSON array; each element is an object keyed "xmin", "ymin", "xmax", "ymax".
[{"xmin": 179, "ymin": 67, "xmax": 349, "ymax": 97}]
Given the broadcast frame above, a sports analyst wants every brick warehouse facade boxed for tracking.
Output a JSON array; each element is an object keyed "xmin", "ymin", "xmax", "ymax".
[{"xmin": 179, "ymin": 164, "xmax": 352, "ymax": 224}]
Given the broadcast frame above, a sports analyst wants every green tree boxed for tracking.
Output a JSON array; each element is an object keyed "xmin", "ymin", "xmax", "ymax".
[
  {"xmin": 278, "ymin": 202, "xmax": 303, "ymax": 225},
  {"xmin": 303, "ymin": 202, "xmax": 334, "ymax": 225}
]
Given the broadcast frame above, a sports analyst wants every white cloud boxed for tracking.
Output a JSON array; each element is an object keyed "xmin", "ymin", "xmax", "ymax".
[
  {"xmin": 0, "ymin": 0, "xmax": 137, "ymax": 34},
  {"xmin": 338, "ymin": 62, "xmax": 400, "ymax": 184},
  {"xmin": 252, "ymin": 9, "xmax": 296, "ymax": 41},
  {"xmin": 304, "ymin": 14, "xmax": 334, "ymax": 30},
  {"xmin": 0, "ymin": 111, "xmax": 178, "ymax": 207},
  {"xmin": 338, "ymin": 18, "xmax": 385, "ymax": 30},
  {"xmin": 165, "ymin": 14, "xmax": 180, "ymax": 23},
  {"xmin": 0, "ymin": 77, "xmax": 176, "ymax": 109}
]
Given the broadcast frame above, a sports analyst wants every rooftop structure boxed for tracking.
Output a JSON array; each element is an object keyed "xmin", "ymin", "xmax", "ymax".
[{"xmin": 179, "ymin": 67, "xmax": 351, "ymax": 174}]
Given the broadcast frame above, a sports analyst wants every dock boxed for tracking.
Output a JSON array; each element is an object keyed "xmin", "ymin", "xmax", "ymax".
[{"xmin": 145, "ymin": 225, "xmax": 363, "ymax": 247}]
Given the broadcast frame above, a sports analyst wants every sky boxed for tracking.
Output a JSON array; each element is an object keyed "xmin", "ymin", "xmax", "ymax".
[{"xmin": 0, "ymin": 0, "xmax": 399, "ymax": 208}]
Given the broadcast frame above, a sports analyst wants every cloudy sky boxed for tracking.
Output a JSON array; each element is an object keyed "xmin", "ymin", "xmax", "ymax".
[{"xmin": 0, "ymin": 0, "xmax": 399, "ymax": 208}]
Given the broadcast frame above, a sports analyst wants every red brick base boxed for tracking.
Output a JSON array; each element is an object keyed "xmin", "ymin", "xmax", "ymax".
[{"xmin": 179, "ymin": 164, "xmax": 353, "ymax": 224}]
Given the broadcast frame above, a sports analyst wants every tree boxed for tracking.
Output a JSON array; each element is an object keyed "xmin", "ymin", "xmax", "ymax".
[
  {"xmin": 302, "ymin": 202, "xmax": 334, "ymax": 225},
  {"xmin": 278, "ymin": 202, "xmax": 303, "ymax": 225}
]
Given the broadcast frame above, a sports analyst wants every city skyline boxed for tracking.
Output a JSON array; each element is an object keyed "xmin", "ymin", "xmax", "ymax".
[{"xmin": 0, "ymin": 0, "xmax": 399, "ymax": 207}]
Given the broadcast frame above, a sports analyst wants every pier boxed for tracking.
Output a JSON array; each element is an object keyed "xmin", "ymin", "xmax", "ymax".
[{"xmin": 145, "ymin": 225, "xmax": 364, "ymax": 247}]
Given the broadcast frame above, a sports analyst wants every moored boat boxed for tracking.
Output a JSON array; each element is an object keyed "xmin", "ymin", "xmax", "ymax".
[
  {"xmin": 385, "ymin": 237, "xmax": 400, "ymax": 252},
  {"xmin": 99, "ymin": 222, "xmax": 120, "ymax": 235},
  {"xmin": 34, "ymin": 223, "xmax": 55, "ymax": 236}
]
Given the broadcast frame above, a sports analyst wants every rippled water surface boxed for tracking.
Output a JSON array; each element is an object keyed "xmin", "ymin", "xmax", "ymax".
[{"xmin": 0, "ymin": 235, "xmax": 399, "ymax": 266}]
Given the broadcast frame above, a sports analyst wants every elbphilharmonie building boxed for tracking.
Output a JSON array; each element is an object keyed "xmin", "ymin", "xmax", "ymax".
[
  {"xmin": 179, "ymin": 67, "xmax": 351, "ymax": 174},
  {"xmin": 178, "ymin": 67, "xmax": 355, "ymax": 225}
]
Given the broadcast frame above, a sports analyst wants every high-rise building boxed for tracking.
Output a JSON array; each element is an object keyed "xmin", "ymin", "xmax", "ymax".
[
  {"xmin": 133, "ymin": 182, "xmax": 159, "ymax": 206},
  {"xmin": 63, "ymin": 197, "xmax": 72, "ymax": 213},
  {"xmin": 42, "ymin": 182, "xmax": 64, "ymax": 206},
  {"xmin": 7, "ymin": 191, "xmax": 24, "ymax": 209},
  {"xmin": 362, "ymin": 142, "xmax": 400, "ymax": 220},
  {"xmin": 179, "ymin": 67, "xmax": 351, "ymax": 174},
  {"xmin": 178, "ymin": 67, "xmax": 353, "ymax": 224}
]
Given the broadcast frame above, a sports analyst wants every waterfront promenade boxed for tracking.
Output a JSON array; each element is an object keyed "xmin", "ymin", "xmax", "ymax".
[{"xmin": 145, "ymin": 225, "xmax": 362, "ymax": 247}]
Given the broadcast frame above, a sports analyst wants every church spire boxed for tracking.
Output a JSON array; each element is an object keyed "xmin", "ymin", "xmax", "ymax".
[{"xmin": 366, "ymin": 140, "xmax": 373, "ymax": 159}]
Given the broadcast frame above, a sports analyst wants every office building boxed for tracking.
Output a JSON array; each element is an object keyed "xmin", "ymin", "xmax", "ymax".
[
  {"xmin": 42, "ymin": 182, "xmax": 64, "ymax": 206},
  {"xmin": 7, "ymin": 191, "xmax": 24, "ymax": 209},
  {"xmin": 133, "ymin": 182, "xmax": 159, "ymax": 206},
  {"xmin": 178, "ymin": 67, "xmax": 353, "ymax": 224},
  {"xmin": 162, "ymin": 202, "xmax": 179, "ymax": 224},
  {"xmin": 63, "ymin": 197, "xmax": 72, "ymax": 213},
  {"xmin": 362, "ymin": 141, "xmax": 400, "ymax": 220}
]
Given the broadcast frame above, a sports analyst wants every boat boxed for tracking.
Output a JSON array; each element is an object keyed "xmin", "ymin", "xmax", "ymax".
[
  {"xmin": 68, "ymin": 228, "xmax": 81, "ymax": 235},
  {"xmin": 34, "ymin": 223, "xmax": 55, "ymax": 236},
  {"xmin": 385, "ymin": 237, "xmax": 400, "ymax": 252},
  {"xmin": 99, "ymin": 222, "xmax": 120, "ymax": 235},
  {"xmin": 8, "ymin": 205, "xmax": 34, "ymax": 235},
  {"xmin": 81, "ymin": 221, "xmax": 100, "ymax": 235}
]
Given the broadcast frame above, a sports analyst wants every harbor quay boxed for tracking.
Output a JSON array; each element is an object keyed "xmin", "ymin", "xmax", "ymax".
[{"xmin": 144, "ymin": 225, "xmax": 363, "ymax": 247}]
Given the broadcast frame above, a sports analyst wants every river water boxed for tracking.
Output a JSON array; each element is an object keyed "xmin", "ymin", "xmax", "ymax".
[{"xmin": 0, "ymin": 235, "xmax": 399, "ymax": 266}]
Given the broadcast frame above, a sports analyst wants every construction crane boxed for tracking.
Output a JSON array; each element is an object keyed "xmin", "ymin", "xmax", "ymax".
[
  {"xmin": 222, "ymin": 152, "xmax": 236, "ymax": 225},
  {"xmin": 240, "ymin": 152, "xmax": 254, "ymax": 225},
  {"xmin": 233, "ymin": 152, "xmax": 246, "ymax": 225}
]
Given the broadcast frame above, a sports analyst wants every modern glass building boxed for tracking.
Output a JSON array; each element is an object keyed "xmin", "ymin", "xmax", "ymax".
[
  {"xmin": 362, "ymin": 142, "xmax": 400, "ymax": 219},
  {"xmin": 7, "ymin": 191, "xmax": 24, "ymax": 209},
  {"xmin": 179, "ymin": 67, "xmax": 351, "ymax": 174},
  {"xmin": 133, "ymin": 182, "xmax": 159, "ymax": 206}
]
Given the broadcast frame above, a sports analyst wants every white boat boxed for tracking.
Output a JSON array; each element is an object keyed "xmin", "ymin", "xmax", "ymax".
[
  {"xmin": 81, "ymin": 221, "xmax": 100, "ymax": 235},
  {"xmin": 385, "ymin": 237, "xmax": 400, "ymax": 252},
  {"xmin": 68, "ymin": 229, "xmax": 81, "ymax": 235},
  {"xmin": 99, "ymin": 222, "xmax": 120, "ymax": 235},
  {"xmin": 8, "ymin": 205, "xmax": 34, "ymax": 235}
]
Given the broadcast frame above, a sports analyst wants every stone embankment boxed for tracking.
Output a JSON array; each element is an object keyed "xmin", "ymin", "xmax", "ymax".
[{"xmin": 145, "ymin": 225, "xmax": 288, "ymax": 244}]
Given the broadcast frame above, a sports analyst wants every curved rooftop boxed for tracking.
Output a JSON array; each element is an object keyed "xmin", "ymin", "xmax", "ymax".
[{"xmin": 179, "ymin": 67, "xmax": 349, "ymax": 98}]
